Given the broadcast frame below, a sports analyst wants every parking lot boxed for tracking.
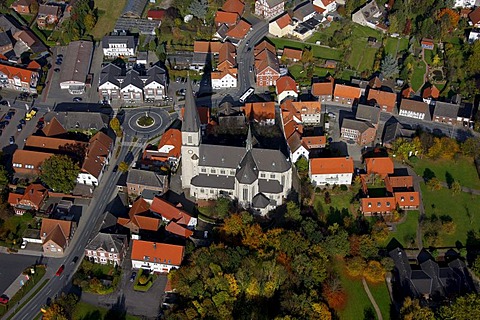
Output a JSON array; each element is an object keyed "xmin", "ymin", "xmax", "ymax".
[{"xmin": 0, "ymin": 254, "xmax": 46, "ymax": 295}]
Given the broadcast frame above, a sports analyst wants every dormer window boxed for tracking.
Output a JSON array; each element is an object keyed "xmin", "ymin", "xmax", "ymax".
[
  {"xmin": 377, "ymin": 202, "xmax": 381, "ymax": 207},
  {"xmin": 400, "ymin": 197, "xmax": 405, "ymax": 202},
  {"xmin": 368, "ymin": 203, "xmax": 372, "ymax": 208},
  {"xmin": 410, "ymin": 196, "xmax": 414, "ymax": 201}
]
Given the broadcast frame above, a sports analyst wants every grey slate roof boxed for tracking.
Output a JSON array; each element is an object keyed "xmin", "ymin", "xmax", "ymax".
[
  {"xmin": 191, "ymin": 174, "xmax": 235, "ymax": 189},
  {"xmin": 199, "ymin": 145, "xmax": 246, "ymax": 168},
  {"xmin": 0, "ymin": 32, "xmax": 12, "ymax": 47},
  {"xmin": 433, "ymin": 101, "xmax": 459, "ymax": 119},
  {"xmin": 252, "ymin": 193, "xmax": 270, "ymax": 208},
  {"xmin": 236, "ymin": 150, "xmax": 258, "ymax": 184},
  {"xmin": 293, "ymin": 1, "xmax": 315, "ymax": 21},
  {"xmin": 145, "ymin": 65, "xmax": 167, "ymax": 87},
  {"xmin": 127, "ymin": 169, "xmax": 167, "ymax": 189},
  {"xmin": 356, "ymin": 104, "xmax": 380, "ymax": 125},
  {"xmin": 265, "ymin": 0, "xmax": 284, "ymax": 7},
  {"xmin": 258, "ymin": 179, "xmax": 283, "ymax": 193},
  {"xmin": 102, "ymin": 35, "xmax": 135, "ymax": 49},
  {"xmin": 86, "ymin": 232, "xmax": 127, "ymax": 253},
  {"xmin": 251, "ymin": 149, "xmax": 291, "ymax": 173},
  {"xmin": 44, "ymin": 111, "xmax": 109, "ymax": 131},
  {"xmin": 99, "ymin": 63, "xmax": 123, "ymax": 87},
  {"xmin": 181, "ymin": 79, "xmax": 201, "ymax": 133},
  {"xmin": 0, "ymin": 14, "xmax": 21, "ymax": 34},
  {"xmin": 121, "ymin": 69, "xmax": 143, "ymax": 89},
  {"xmin": 122, "ymin": 0, "xmax": 148, "ymax": 19},
  {"xmin": 342, "ymin": 118, "xmax": 374, "ymax": 133},
  {"xmin": 59, "ymin": 41, "xmax": 93, "ymax": 85},
  {"xmin": 382, "ymin": 122, "xmax": 415, "ymax": 145}
]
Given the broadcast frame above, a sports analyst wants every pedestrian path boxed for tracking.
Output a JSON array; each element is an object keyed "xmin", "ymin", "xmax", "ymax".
[
  {"xmin": 3, "ymin": 273, "xmax": 29, "ymax": 299},
  {"xmin": 362, "ymin": 278, "xmax": 383, "ymax": 320}
]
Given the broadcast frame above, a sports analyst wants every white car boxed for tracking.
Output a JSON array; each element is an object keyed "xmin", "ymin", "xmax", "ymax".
[{"xmin": 20, "ymin": 240, "xmax": 27, "ymax": 249}]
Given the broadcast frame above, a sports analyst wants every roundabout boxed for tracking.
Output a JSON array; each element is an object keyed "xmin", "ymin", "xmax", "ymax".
[
  {"xmin": 136, "ymin": 115, "xmax": 155, "ymax": 128},
  {"xmin": 124, "ymin": 107, "xmax": 172, "ymax": 137}
]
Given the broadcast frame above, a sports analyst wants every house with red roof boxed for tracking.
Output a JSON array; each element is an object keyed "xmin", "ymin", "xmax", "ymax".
[
  {"xmin": 367, "ymin": 89, "xmax": 397, "ymax": 113},
  {"xmin": 255, "ymin": 46, "xmax": 281, "ymax": 86},
  {"xmin": 211, "ymin": 67, "xmax": 237, "ymax": 89},
  {"xmin": 421, "ymin": 38, "xmax": 434, "ymax": 50},
  {"xmin": 78, "ymin": 132, "xmax": 114, "ymax": 187},
  {"xmin": 131, "ymin": 240, "xmax": 184, "ymax": 273},
  {"xmin": 226, "ymin": 19, "xmax": 251, "ymax": 40},
  {"xmin": 150, "ymin": 196, "xmax": 197, "ymax": 228},
  {"xmin": 311, "ymin": 76, "xmax": 334, "ymax": 102},
  {"xmin": 365, "ymin": 157, "xmax": 394, "ymax": 177},
  {"xmin": 334, "ymin": 84, "xmax": 362, "ymax": 105},
  {"xmin": 313, "ymin": 0, "xmax": 336, "ymax": 13},
  {"xmin": 222, "ymin": 0, "xmax": 245, "ymax": 15},
  {"xmin": 0, "ymin": 63, "xmax": 39, "ymax": 93},
  {"xmin": 165, "ymin": 221, "xmax": 193, "ymax": 238},
  {"xmin": 215, "ymin": 11, "xmax": 240, "ymax": 27},
  {"xmin": 117, "ymin": 198, "xmax": 162, "ymax": 234},
  {"xmin": 242, "ymin": 102, "xmax": 276, "ymax": 125},
  {"xmin": 309, "ymin": 157, "xmax": 354, "ymax": 186},
  {"xmin": 469, "ymin": 7, "xmax": 480, "ymax": 27},
  {"xmin": 282, "ymin": 47, "xmax": 302, "ymax": 62},
  {"xmin": 142, "ymin": 128, "xmax": 182, "ymax": 168},
  {"xmin": 11, "ymin": 0, "xmax": 34, "ymax": 14},
  {"xmin": 276, "ymin": 75, "xmax": 298, "ymax": 103},
  {"xmin": 422, "ymin": 84, "xmax": 439, "ymax": 105},
  {"xmin": 40, "ymin": 218, "xmax": 76, "ymax": 256},
  {"xmin": 147, "ymin": 9, "xmax": 166, "ymax": 20},
  {"xmin": 8, "ymin": 184, "xmax": 48, "ymax": 215},
  {"xmin": 268, "ymin": 13, "xmax": 293, "ymax": 37}
]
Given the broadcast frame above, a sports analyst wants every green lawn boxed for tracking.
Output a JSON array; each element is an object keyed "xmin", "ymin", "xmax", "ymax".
[
  {"xmin": 314, "ymin": 189, "xmax": 359, "ymax": 224},
  {"xmin": 423, "ymin": 47, "xmax": 436, "ymax": 65},
  {"xmin": 340, "ymin": 69, "xmax": 356, "ymax": 81},
  {"xmin": 421, "ymin": 184, "xmax": 480, "ymax": 247},
  {"xmin": 90, "ymin": 0, "xmax": 128, "ymax": 40},
  {"xmin": 334, "ymin": 259, "xmax": 376, "ymax": 320},
  {"xmin": 268, "ymin": 37, "xmax": 342, "ymax": 60},
  {"xmin": 288, "ymin": 64, "xmax": 331, "ymax": 83},
  {"xmin": 73, "ymin": 302, "xmax": 140, "ymax": 320},
  {"xmin": 384, "ymin": 211, "xmax": 419, "ymax": 248},
  {"xmin": 411, "ymin": 60, "xmax": 426, "ymax": 91},
  {"xmin": 368, "ymin": 281, "xmax": 391, "ymax": 320},
  {"xmin": 306, "ymin": 22, "xmax": 342, "ymax": 45},
  {"xmin": 384, "ymin": 37, "xmax": 409, "ymax": 57},
  {"xmin": 351, "ymin": 24, "xmax": 383, "ymax": 39},
  {"xmin": 347, "ymin": 38, "xmax": 378, "ymax": 73},
  {"xmin": 410, "ymin": 156, "xmax": 480, "ymax": 190}
]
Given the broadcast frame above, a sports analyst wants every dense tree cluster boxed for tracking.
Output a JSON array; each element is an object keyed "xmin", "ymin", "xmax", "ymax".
[{"xmin": 40, "ymin": 155, "xmax": 80, "ymax": 193}]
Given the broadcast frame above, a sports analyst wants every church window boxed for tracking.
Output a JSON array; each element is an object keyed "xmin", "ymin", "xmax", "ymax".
[
  {"xmin": 243, "ymin": 188, "xmax": 248, "ymax": 201},
  {"xmin": 188, "ymin": 135, "xmax": 192, "ymax": 144}
]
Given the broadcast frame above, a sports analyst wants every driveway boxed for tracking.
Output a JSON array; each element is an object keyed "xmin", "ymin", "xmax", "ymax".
[{"xmin": 0, "ymin": 253, "xmax": 46, "ymax": 295}]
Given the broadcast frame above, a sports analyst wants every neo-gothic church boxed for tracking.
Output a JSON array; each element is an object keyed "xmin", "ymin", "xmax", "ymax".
[{"xmin": 181, "ymin": 81, "xmax": 292, "ymax": 215}]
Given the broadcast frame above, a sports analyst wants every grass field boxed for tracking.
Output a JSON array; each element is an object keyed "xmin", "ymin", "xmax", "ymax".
[
  {"xmin": 288, "ymin": 64, "xmax": 331, "ymax": 82},
  {"xmin": 334, "ymin": 259, "xmax": 376, "ymax": 320},
  {"xmin": 410, "ymin": 156, "xmax": 480, "ymax": 190},
  {"xmin": 73, "ymin": 302, "xmax": 140, "ymax": 320},
  {"xmin": 384, "ymin": 211, "xmax": 419, "ymax": 248},
  {"xmin": 268, "ymin": 37, "xmax": 343, "ymax": 60},
  {"xmin": 314, "ymin": 189, "xmax": 359, "ymax": 224},
  {"xmin": 411, "ymin": 60, "xmax": 426, "ymax": 91},
  {"xmin": 90, "ymin": 0, "xmax": 127, "ymax": 40},
  {"xmin": 368, "ymin": 281, "xmax": 391, "ymax": 320},
  {"xmin": 384, "ymin": 37, "xmax": 409, "ymax": 57},
  {"xmin": 421, "ymin": 184, "xmax": 480, "ymax": 247},
  {"xmin": 306, "ymin": 22, "xmax": 342, "ymax": 45},
  {"xmin": 347, "ymin": 39, "xmax": 377, "ymax": 73}
]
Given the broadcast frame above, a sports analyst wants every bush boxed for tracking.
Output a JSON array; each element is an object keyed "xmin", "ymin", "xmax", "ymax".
[
  {"xmin": 340, "ymin": 184, "xmax": 348, "ymax": 191},
  {"xmin": 138, "ymin": 274, "xmax": 149, "ymax": 285},
  {"xmin": 324, "ymin": 191, "xmax": 331, "ymax": 204}
]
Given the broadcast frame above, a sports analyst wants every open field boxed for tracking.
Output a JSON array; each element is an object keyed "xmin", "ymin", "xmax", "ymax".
[
  {"xmin": 347, "ymin": 39, "xmax": 377, "ymax": 73},
  {"xmin": 410, "ymin": 156, "xmax": 480, "ymax": 190},
  {"xmin": 384, "ymin": 211, "xmax": 419, "ymax": 248},
  {"xmin": 368, "ymin": 281, "xmax": 391, "ymax": 320},
  {"xmin": 384, "ymin": 37, "xmax": 409, "ymax": 57},
  {"xmin": 421, "ymin": 183, "xmax": 480, "ymax": 247},
  {"xmin": 314, "ymin": 188, "xmax": 359, "ymax": 223},
  {"xmin": 268, "ymin": 37, "xmax": 343, "ymax": 60},
  {"xmin": 73, "ymin": 302, "xmax": 140, "ymax": 320},
  {"xmin": 411, "ymin": 60, "xmax": 426, "ymax": 91},
  {"xmin": 90, "ymin": 0, "xmax": 127, "ymax": 40}
]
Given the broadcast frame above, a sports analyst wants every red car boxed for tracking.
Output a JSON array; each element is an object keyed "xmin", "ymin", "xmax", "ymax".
[
  {"xmin": 55, "ymin": 265, "xmax": 65, "ymax": 276},
  {"xmin": 0, "ymin": 295, "xmax": 9, "ymax": 304}
]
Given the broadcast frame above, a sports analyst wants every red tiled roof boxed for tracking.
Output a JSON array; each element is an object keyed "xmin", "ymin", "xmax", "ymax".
[
  {"xmin": 283, "ymin": 120, "xmax": 303, "ymax": 139},
  {"xmin": 218, "ymin": 41, "xmax": 236, "ymax": 67},
  {"xmin": 365, "ymin": 157, "xmax": 394, "ymax": 176},
  {"xmin": 312, "ymin": 78, "xmax": 334, "ymax": 96},
  {"xmin": 8, "ymin": 183, "xmax": 47, "ymax": 209},
  {"xmin": 226, "ymin": 19, "xmax": 251, "ymax": 39},
  {"xmin": 25, "ymin": 135, "xmax": 86, "ymax": 151},
  {"xmin": 402, "ymin": 86, "xmax": 415, "ymax": 99},
  {"xmin": 274, "ymin": 13, "xmax": 292, "ymax": 29},
  {"xmin": 222, "ymin": 0, "xmax": 245, "ymax": 15},
  {"xmin": 147, "ymin": 9, "xmax": 166, "ymax": 20},
  {"xmin": 193, "ymin": 41, "xmax": 222, "ymax": 53},
  {"xmin": 361, "ymin": 197, "xmax": 396, "ymax": 214},
  {"xmin": 27, "ymin": 61, "xmax": 41, "ymax": 70},
  {"xmin": 0, "ymin": 63, "xmax": 37, "ymax": 84},
  {"xmin": 42, "ymin": 117, "xmax": 67, "ymax": 137},
  {"xmin": 276, "ymin": 75, "xmax": 297, "ymax": 94},
  {"xmin": 155, "ymin": 128, "xmax": 182, "ymax": 161},
  {"xmin": 215, "ymin": 11, "xmax": 239, "ymax": 25},
  {"xmin": 165, "ymin": 221, "xmax": 193, "ymax": 238},
  {"xmin": 387, "ymin": 175, "xmax": 414, "ymax": 189},
  {"xmin": 254, "ymin": 40, "xmax": 275, "ymax": 56},
  {"xmin": 242, "ymin": 102, "xmax": 275, "ymax": 121},
  {"xmin": 40, "ymin": 218, "xmax": 72, "ymax": 247},
  {"xmin": 150, "ymin": 197, "xmax": 193, "ymax": 225},
  {"xmin": 12, "ymin": 149, "xmax": 53, "ymax": 173},
  {"xmin": 421, "ymin": 38, "xmax": 434, "ymax": 46},
  {"xmin": 334, "ymin": 84, "xmax": 361, "ymax": 100},
  {"xmin": 131, "ymin": 240, "xmax": 184, "ymax": 267},
  {"xmin": 310, "ymin": 157, "xmax": 354, "ymax": 175},
  {"xmin": 395, "ymin": 191, "xmax": 420, "ymax": 208},
  {"xmin": 282, "ymin": 47, "xmax": 302, "ymax": 60},
  {"xmin": 367, "ymin": 89, "xmax": 397, "ymax": 109},
  {"xmin": 302, "ymin": 135, "xmax": 326, "ymax": 149},
  {"xmin": 422, "ymin": 85, "xmax": 439, "ymax": 99},
  {"xmin": 118, "ymin": 198, "xmax": 162, "ymax": 231},
  {"xmin": 81, "ymin": 132, "xmax": 113, "ymax": 179}
]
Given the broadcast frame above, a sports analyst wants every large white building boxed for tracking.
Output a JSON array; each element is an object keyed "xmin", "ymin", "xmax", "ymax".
[
  {"xmin": 181, "ymin": 81, "xmax": 293, "ymax": 215},
  {"xmin": 102, "ymin": 35, "xmax": 136, "ymax": 58},
  {"xmin": 309, "ymin": 157, "xmax": 354, "ymax": 186},
  {"xmin": 131, "ymin": 240, "xmax": 184, "ymax": 273}
]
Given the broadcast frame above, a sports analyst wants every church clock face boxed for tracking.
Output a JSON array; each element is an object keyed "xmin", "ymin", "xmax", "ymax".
[{"xmin": 188, "ymin": 150, "xmax": 193, "ymax": 154}]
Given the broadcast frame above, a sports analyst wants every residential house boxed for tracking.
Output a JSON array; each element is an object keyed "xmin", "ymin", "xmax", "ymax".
[
  {"xmin": 399, "ymin": 99, "xmax": 431, "ymax": 120},
  {"xmin": 309, "ymin": 157, "xmax": 354, "ymax": 186},
  {"xmin": 469, "ymin": 7, "xmax": 480, "ymax": 27},
  {"xmin": 324, "ymin": 60, "xmax": 337, "ymax": 69},
  {"xmin": 356, "ymin": 104, "xmax": 381, "ymax": 127},
  {"xmin": 276, "ymin": 75, "xmax": 298, "ymax": 103},
  {"xmin": 0, "ymin": 32, "xmax": 13, "ymax": 54},
  {"xmin": 11, "ymin": 0, "xmax": 33, "ymax": 14},
  {"xmin": 243, "ymin": 101, "xmax": 276, "ymax": 125},
  {"xmin": 313, "ymin": 0, "xmax": 336, "ymax": 13},
  {"xmin": 102, "ymin": 35, "xmax": 136, "ymax": 58},
  {"xmin": 291, "ymin": 16, "xmax": 322, "ymax": 40},
  {"xmin": 191, "ymin": 41, "xmax": 222, "ymax": 70},
  {"xmin": 457, "ymin": 104, "xmax": 474, "ymax": 127},
  {"xmin": 215, "ymin": 11, "xmax": 239, "ymax": 27},
  {"xmin": 114, "ymin": 17, "xmax": 160, "ymax": 36},
  {"xmin": 222, "ymin": 0, "xmax": 245, "ymax": 15},
  {"xmin": 468, "ymin": 28, "xmax": 480, "ymax": 43},
  {"xmin": 12, "ymin": 150, "xmax": 53, "ymax": 175},
  {"xmin": 8, "ymin": 184, "xmax": 48, "ymax": 215},
  {"xmin": 12, "ymin": 29, "xmax": 48, "ymax": 56},
  {"xmin": 147, "ymin": 9, "xmax": 166, "ymax": 20},
  {"xmin": 43, "ymin": 112, "xmax": 109, "ymax": 132},
  {"xmin": 85, "ymin": 233, "xmax": 128, "ymax": 266},
  {"xmin": 341, "ymin": 118, "xmax": 376, "ymax": 146},
  {"xmin": 282, "ymin": 47, "xmax": 302, "ymax": 62},
  {"xmin": 36, "ymin": 4, "xmax": 60, "ymax": 29},
  {"xmin": 117, "ymin": 197, "xmax": 162, "ymax": 234},
  {"xmin": 402, "ymin": 86, "xmax": 415, "ymax": 99},
  {"xmin": 59, "ymin": 41, "xmax": 93, "ymax": 94},
  {"xmin": 165, "ymin": 221, "xmax": 193, "ymax": 238},
  {"xmin": 351, "ymin": 0, "xmax": 387, "ymax": 32},
  {"xmin": 367, "ymin": 89, "xmax": 397, "ymax": 113},
  {"xmin": 333, "ymin": 84, "xmax": 362, "ymax": 105},
  {"xmin": 181, "ymin": 81, "xmax": 292, "ymax": 215},
  {"xmin": 226, "ymin": 19, "xmax": 251, "ymax": 40},
  {"xmin": 0, "ymin": 63, "xmax": 39, "ymax": 93},
  {"xmin": 254, "ymin": 45, "xmax": 281, "ymax": 86},
  {"xmin": 286, "ymin": 132, "xmax": 326, "ymax": 163},
  {"xmin": 421, "ymin": 38, "xmax": 434, "ymax": 50},
  {"xmin": 433, "ymin": 101, "xmax": 459, "ymax": 125},
  {"xmin": 293, "ymin": 1, "xmax": 316, "ymax": 22},
  {"xmin": 143, "ymin": 128, "xmax": 182, "ymax": 168},
  {"xmin": 422, "ymin": 84, "xmax": 440, "ymax": 104},
  {"xmin": 211, "ymin": 68, "xmax": 237, "ymax": 89},
  {"xmin": 454, "ymin": 0, "xmax": 476, "ymax": 7},
  {"xmin": 365, "ymin": 157, "xmax": 394, "ymax": 177},
  {"xmin": 361, "ymin": 197, "xmax": 396, "ymax": 215},
  {"xmin": 126, "ymin": 169, "xmax": 169, "ymax": 197},
  {"xmin": 394, "ymin": 192, "xmax": 421, "ymax": 211},
  {"xmin": 78, "ymin": 132, "xmax": 114, "ymax": 186},
  {"xmin": 311, "ymin": 77, "xmax": 334, "ymax": 102},
  {"xmin": 281, "ymin": 99, "xmax": 322, "ymax": 125},
  {"xmin": 255, "ymin": 0, "xmax": 284, "ymax": 20},
  {"xmin": 40, "ymin": 218, "xmax": 75, "ymax": 255},
  {"xmin": 150, "ymin": 196, "xmax": 197, "ymax": 228},
  {"xmin": 269, "ymin": 13, "xmax": 294, "ymax": 37},
  {"xmin": 131, "ymin": 240, "xmax": 184, "ymax": 273}
]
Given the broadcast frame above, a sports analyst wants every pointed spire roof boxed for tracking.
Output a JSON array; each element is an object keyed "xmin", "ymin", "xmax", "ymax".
[
  {"xmin": 246, "ymin": 125, "xmax": 253, "ymax": 151},
  {"xmin": 181, "ymin": 79, "xmax": 201, "ymax": 133}
]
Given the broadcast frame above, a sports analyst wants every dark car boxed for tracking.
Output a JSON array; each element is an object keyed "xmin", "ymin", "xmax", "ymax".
[
  {"xmin": 17, "ymin": 124, "xmax": 22, "ymax": 131},
  {"xmin": 20, "ymin": 119, "xmax": 26, "ymax": 125},
  {"xmin": 55, "ymin": 60, "xmax": 61, "ymax": 65},
  {"xmin": 0, "ymin": 100, "xmax": 8, "ymax": 105},
  {"xmin": 57, "ymin": 54, "xmax": 63, "ymax": 58},
  {"xmin": 71, "ymin": 256, "xmax": 79, "ymax": 264},
  {"xmin": 54, "ymin": 68, "xmax": 60, "ymax": 73},
  {"xmin": 4, "ymin": 114, "xmax": 11, "ymax": 120},
  {"xmin": 0, "ymin": 295, "xmax": 9, "ymax": 304},
  {"xmin": 56, "ymin": 265, "xmax": 65, "ymax": 276},
  {"xmin": 73, "ymin": 97, "xmax": 82, "ymax": 102},
  {"xmin": 0, "ymin": 122, "xmax": 4, "ymax": 129},
  {"xmin": 130, "ymin": 271, "xmax": 137, "ymax": 282},
  {"xmin": 0, "ymin": 129, "xmax": 2, "ymax": 136},
  {"xmin": 113, "ymin": 165, "xmax": 118, "ymax": 173},
  {"xmin": 9, "ymin": 136, "xmax": 14, "ymax": 144}
]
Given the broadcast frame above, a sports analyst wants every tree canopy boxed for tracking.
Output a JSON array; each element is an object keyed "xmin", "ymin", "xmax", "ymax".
[{"xmin": 40, "ymin": 155, "xmax": 80, "ymax": 193}]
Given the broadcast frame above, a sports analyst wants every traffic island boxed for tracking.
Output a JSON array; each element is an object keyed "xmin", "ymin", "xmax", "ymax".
[{"xmin": 136, "ymin": 116, "xmax": 155, "ymax": 128}]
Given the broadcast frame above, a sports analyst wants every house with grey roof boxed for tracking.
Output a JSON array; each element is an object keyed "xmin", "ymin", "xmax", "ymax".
[
  {"xmin": 102, "ymin": 35, "xmax": 136, "ymax": 58},
  {"xmin": 352, "ymin": 0, "xmax": 388, "ymax": 33},
  {"xmin": 85, "ymin": 232, "xmax": 128, "ymax": 266},
  {"xmin": 59, "ymin": 41, "xmax": 93, "ymax": 94},
  {"xmin": 126, "ymin": 169, "xmax": 169, "ymax": 197},
  {"xmin": 356, "ymin": 104, "xmax": 381, "ymax": 126},
  {"xmin": 341, "ymin": 118, "xmax": 376, "ymax": 146},
  {"xmin": 255, "ymin": 0, "xmax": 285, "ymax": 19},
  {"xmin": 122, "ymin": 0, "xmax": 148, "ymax": 19},
  {"xmin": 432, "ymin": 101, "xmax": 459, "ymax": 125},
  {"xmin": 293, "ymin": 1, "xmax": 316, "ymax": 22},
  {"xmin": 0, "ymin": 32, "xmax": 13, "ymax": 54},
  {"xmin": 181, "ymin": 80, "xmax": 292, "ymax": 216},
  {"xmin": 44, "ymin": 111, "xmax": 109, "ymax": 132},
  {"xmin": 382, "ymin": 122, "xmax": 415, "ymax": 148},
  {"xmin": 399, "ymin": 99, "xmax": 431, "ymax": 121}
]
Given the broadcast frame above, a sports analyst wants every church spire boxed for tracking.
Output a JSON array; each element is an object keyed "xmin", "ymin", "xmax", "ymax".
[
  {"xmin": 246, "ymin": 124, "xmax": 253, "ymax": 151},
  {"xmin": 181, "ymin": 78, "xmax": 200, "ymax": 133}
]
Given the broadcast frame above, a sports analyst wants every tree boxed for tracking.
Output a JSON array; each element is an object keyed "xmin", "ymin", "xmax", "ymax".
[
  {"xmin": 84, "ymin": 13, "xmax": 96, "ymax": 33},
  {"xmin": 109, "ymin": 118, "xmax": 122, "ymax": 137},
  {"xmin": 381, "ymin": 54, "xmax": 399, "ymax": 78},
  {"xmin": 118, "ymin": 161, "xmax": 129, "ymax": 173},
  {"xmin": 345, "ymin": 256, "xmax": 366, "ymax": 277},
  {"xmin": 138, "ymin": 274, "xmax": 149, "ymax": 285},
  {"xmin": 400, "ymin": 297, "xmax": 435, "ymax": 320},
  {"xmin": 426, "ymin": 177, "xmax": 442, "ymax": 191},
  {"xmin": 42, "ymin": 303, "xmax": 68, "ymax": 320},
  {"xmin": 40, "ymin": 155, "xmax": 79, "ymax": 193},
  {"xmin": 301, "ymin": 46, "xmax": 314, "ymax": 67},
  {"xmin": 0, "ymin": 165, "xmax": 8, "ymax": 188},
  {"xmin": 295, "ymin": 157, "xmax": 309, "ymax": 174},
  {"xmin": 285, "ymin": 201, "xmax": 302, "ymax": 222},
  {"xmin": 214, "ymin": 197, "xmax": 231, "ymax": 218},
  {"xmin": 451, "ymin": 181, "xmax": 461, "ymax": 195},
  {"xmin": 364, "ymin": 260, "xmax": 385, "ymax": 283},
  {"xmin": 439, "ymin": 293, "xmax": 480, "ymax": 320},
  {"xmin": 189, "ymin": 0, "xmax": 208, "ymax": 20},
  {"xmin": 461, "ymin": 137, "xmax": 480, "ymax": 158}
]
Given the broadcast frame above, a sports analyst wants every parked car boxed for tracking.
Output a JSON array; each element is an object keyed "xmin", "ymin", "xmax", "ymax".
[
  {"xmin": 113, "ymin": 165, "xmax": 118, "ymax": 173},
  {"xmin": 0, "ymin": 100, "xmax": 8, "ymax": 105},
  {"xmin": 55, "ymin": 265, "xmax": 65, "ymax": 276},
  {"xmin": 130, "ymin": 271, "xmax": 137, "ymax": 282},
  {"xmin": 57, "ymin": 54, "xmax": 63, "ymax": 58},
  {"xmin": 0, "ymin": 129, "xmax": 2, "ymax": 136},
  {"xmin": 54, "ymin": 68, "xmax": 60, "ymax": 73},
  {"xmin": 20, "ymin": 119, "xmax": 26, "ymax": 125},
  {"xmin": 17, "ymin": 124, "xmax": 22, "ymax": 131},
  {"xmin": 71, "ymin": 256, "xmax": 79, "ymax": 264},
  {"xmin": 20, "ymin": 240, "xmax": 27, "ymax": 249},
  {"xmin": 0, "ymin": 295, "xmax": 9, "ymax": 304},
  {"xmin": 73, "ymin": 97, "xmax": 82, "ymax": 102},
  {"xmin": 9, "ymin": 136, "xmax": 14, "ymax": 144}
]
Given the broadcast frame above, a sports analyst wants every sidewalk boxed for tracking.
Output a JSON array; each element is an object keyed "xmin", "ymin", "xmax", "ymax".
[{"xmin": 3, "ymin": 274, "xmax": 29, "ymax": 299}]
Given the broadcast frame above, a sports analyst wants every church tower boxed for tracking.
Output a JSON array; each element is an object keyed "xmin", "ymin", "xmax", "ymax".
[{"xmin": 181, "ymin": 79, "xmax": 201, "ymax": 189}]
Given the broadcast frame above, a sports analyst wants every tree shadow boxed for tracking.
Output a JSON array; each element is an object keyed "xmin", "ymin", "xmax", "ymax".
[
  {"xmin": 104, "ymin": 294, "xmax": 127, "ymax": 320},
  {"xmin": 363, "ymin": 307, "xmax": 375, "ymax": 320},
  {"xmin": 79, "ymin": 310, "xmax": 102, "ymax": 320},
  {"xmin": 423, "ymin": 168, "xmax": 435, "ymax": 181},
  {"xmin": 445, "ymin": 171, "xmax": 454, "ymax": 188}
]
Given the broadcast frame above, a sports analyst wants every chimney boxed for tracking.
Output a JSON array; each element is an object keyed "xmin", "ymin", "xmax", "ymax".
[{"xmin": 153, "ymin": 243, "xmax": 156, "ymax": 249}]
